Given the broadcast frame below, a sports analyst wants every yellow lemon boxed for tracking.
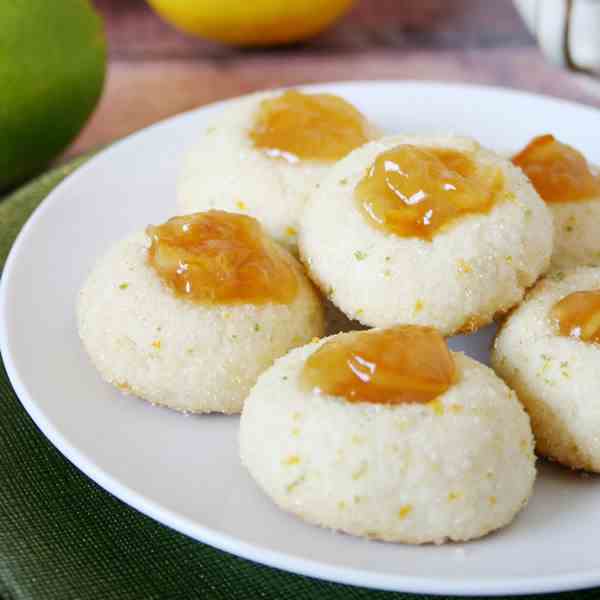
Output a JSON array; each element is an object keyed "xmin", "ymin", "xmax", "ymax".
[{"xmin": 147, "ymin": 0, "xmax": 355, "ymax": 46}]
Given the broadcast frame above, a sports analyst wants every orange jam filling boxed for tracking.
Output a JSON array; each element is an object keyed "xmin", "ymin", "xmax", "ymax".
[
  {"xmin": 147, "ymin": 210, "xmax": 298, "ymax": 305},
  {"xmin": 550, "ymin": 289, "xmax": 600, "ymax": 343},
  {"xmin": 354, "ymin": 145, "xmax": 504, "ymax": 240},
  {"xmin": 512, "ymin": 134, "xmax": 600, "ymax": 203},
  {"xmin": 301, "ymin": 325, "xmax": 457, "ymax": 405},
  {"xmin": 249, "ymin": 90, "xmax": 372, "ymax": 163}
]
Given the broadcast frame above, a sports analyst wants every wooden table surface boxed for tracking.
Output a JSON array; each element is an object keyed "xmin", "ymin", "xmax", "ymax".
[{"xmin": 69, "ymin": 0, "xmax": 600, "ymax": 157}]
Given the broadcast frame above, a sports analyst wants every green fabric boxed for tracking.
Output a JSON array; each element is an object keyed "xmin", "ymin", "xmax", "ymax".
[{"xmin": 0, "ymin": 161, "xmax": 598, "ymax": 600}]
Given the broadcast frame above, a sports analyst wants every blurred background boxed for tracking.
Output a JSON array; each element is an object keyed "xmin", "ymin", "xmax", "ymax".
[
  {"xmin": 71, "ymin": 0, "xmax": 600, "ymax": 157},
  {"xmin": 4, "ymin": 0, "xmax": 600, "ymax": 191}
]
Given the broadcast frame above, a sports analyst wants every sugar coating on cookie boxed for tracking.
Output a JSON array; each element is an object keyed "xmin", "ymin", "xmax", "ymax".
[
  {"xmin": 178, "ymin": 90, "xmax": 380, "ymax": 249},
  {"xmin": 299, "ymin": 134, "xmax": 553, "ymax": 335},
  {"xmin": 551, "ymin": 201, "xmax": 600, "ymax": 269},
  {"xmin": 512, "ymin": 134, "xmax": 600, "ymax": 270},
  {"xmin": 240, "ymin": 330, "xmax": 536, "ymax": 544},
  {"xmin": 492, "ymin": 266, "xmax": 600, "ymax": 472},
  {"xmin": 77, "ymin": 215, "xmax": 325, "ymax": 414}
]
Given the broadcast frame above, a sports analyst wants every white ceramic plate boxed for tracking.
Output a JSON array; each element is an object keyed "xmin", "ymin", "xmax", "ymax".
[{"xmin": 2, "ymin": 82, "xmax": 600, "ymax": 597}]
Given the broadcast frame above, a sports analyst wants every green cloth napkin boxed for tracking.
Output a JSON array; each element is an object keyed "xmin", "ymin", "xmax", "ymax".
[{"xmin": 0, "ymin": 160, "xmax": 598, "ymax": 600}]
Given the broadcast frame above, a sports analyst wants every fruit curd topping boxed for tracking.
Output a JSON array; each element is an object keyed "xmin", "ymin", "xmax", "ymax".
[
  {"xmin": 250, "ymin": 90, "xmax": 372, "ymax": 163},
  {"xmin": 512, "ymin": 134, "xmax": 600, "ymax": 203},
  {"xmin": 355, "ymin": 145, "xmax": 504, "ymax": 240},
  {"xmin": 551, "ymin": 290, "xmax": 600, "ymax": 343},
  {"xmin": 147, "ymin": 211, "xmax": 298, "ymax": 305},
  {"xmin": 302, "ymin": 325, "xmax": 457, "ymax": 405}
]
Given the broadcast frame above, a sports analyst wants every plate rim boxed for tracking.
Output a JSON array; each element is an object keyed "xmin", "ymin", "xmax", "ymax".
[{"xmin": 2, "ymin": 79, "xmax": 600, "ymax": 596}]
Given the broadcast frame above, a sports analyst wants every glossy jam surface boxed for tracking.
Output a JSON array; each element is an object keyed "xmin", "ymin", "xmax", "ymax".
[
  {"xmin": 354, "ymin": 145, "xmax": 504, "ymax": 240},
  {"xmin": 249, "ymin": 90, "xmax": 372, "ymax": 163},
  {"xmin": 147, "ymin": 211, "xmax": 297, "ymax": 305},
  {"xmin": 550, "ymin": 290, "xmax": 600, "ymax": 343},
  {"xmin": 512, "ymin": 134, "xmax": 600, "ymax": 203},
  {"xmin": 301, "ymin": 325, "xmax": 457, "ymax": 405}
]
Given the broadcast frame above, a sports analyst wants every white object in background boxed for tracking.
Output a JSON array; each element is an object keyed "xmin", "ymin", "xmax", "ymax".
[{"xmin": 514, "ymin": 0, "xmax": 600, "ymax": 75}]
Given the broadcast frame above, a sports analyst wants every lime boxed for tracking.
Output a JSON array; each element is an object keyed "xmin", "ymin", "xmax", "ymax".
[{"xmin": 0, "ymin": 0, "xmax": 106, "ymax": 191}]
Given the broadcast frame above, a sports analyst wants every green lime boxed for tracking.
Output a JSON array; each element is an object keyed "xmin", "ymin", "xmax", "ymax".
[{"xmin": 0, "ymin": 0, "xmax": 107, "ymax": 191}]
